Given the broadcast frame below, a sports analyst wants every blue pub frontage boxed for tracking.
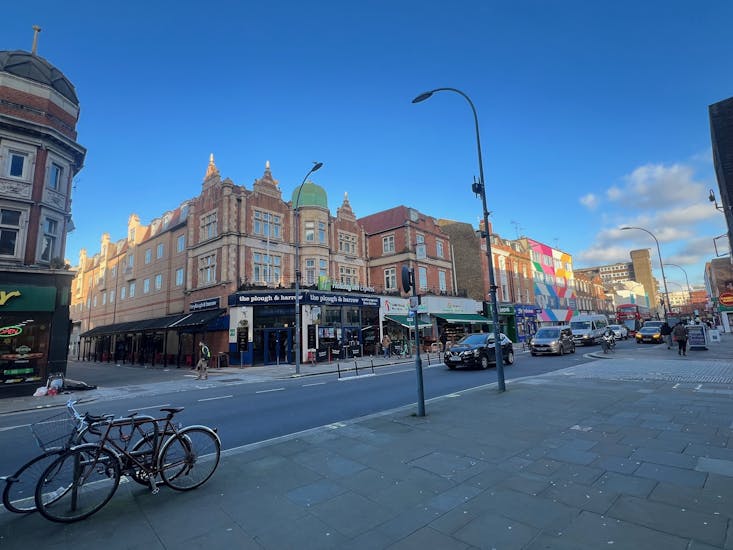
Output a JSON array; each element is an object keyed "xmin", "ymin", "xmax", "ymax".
[{"xmin": 227, "ymin": 290, "xmax": 381, "ymax": 366}]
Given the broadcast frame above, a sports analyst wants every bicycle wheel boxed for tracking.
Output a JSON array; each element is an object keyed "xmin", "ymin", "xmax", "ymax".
[
  {"xmin": 2, "ymin": 449, "xmax": 65, "ymax": 513},
  {"xmin": 159, "ymin": 426, "xmax": 220, "ymax": 491},
  {"xmin": 127, "ymin": 432, "xmax": 158, "ymax": 486},
  {"xmin": 35, "ymin": 444, "xmax": 121, "ymax": 523}
]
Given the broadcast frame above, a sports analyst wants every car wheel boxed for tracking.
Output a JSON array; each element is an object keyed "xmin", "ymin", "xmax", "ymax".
[
  {"xmin": 504, "ymin": 350, "xmax": 514, "ymax": 365},
  {"xmin": 447, "ymin": 363, "xmax": 456, "ymax": 370},
  {"xmin": 480, "ymin": 355, "xmax": 490, "ymax": 370},
  {"xmin": 530, "ymin": 352, "xmax": 536, "ymax": 356},
  {"xmin": 570, "ymin": 344, "xmax": 576, "ymax": 354}
]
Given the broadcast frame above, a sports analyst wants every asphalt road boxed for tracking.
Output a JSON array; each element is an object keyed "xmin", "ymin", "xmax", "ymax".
[{"xmin": 0, "ymin": 339, "xmax": 629, "ymax": 477}]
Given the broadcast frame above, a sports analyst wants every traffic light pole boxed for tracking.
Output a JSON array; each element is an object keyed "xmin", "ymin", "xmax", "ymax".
[{"xmin": 403, "ymin": 266, "xmax": 425, "ymax": 417}]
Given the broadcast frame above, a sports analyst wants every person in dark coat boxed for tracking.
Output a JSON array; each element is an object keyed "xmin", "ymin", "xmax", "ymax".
[
  {"xmin": 660, "ymin": 321, "xmax": 672, "ymax": 349},
  {"xmin": 671, "ymin": 322, "xmax": 689, "ymax": 356}
]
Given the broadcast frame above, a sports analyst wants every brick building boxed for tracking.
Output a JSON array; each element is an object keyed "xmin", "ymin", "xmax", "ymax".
[{"xmin": 0, "ymin": 43, "xmax": 86, "ymax": 395}]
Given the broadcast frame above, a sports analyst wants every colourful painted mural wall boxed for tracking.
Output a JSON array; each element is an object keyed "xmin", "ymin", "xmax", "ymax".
[{"xmin": 527, "ymin": 240, "xmax": 577, "ymax": 323}]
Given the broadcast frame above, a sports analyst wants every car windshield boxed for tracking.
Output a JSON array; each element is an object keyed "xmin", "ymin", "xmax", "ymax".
[
  {"xmin": 640, "ymin": 327, "xmax": 659, "ymax": 334},
  {"xmin": 570, "ymin": 321, "xmax": 591, "ymax": 330},
  {"xmin": 609, "ymin": 325, "xmax": 621, "ymax": 331},
  {"xmin": 535, "ymin": 328, "xmax": 559, "ymax": 338},
  {"xmin": 458, "ymin": 334, "xmax": 489, "ymax": 346}
]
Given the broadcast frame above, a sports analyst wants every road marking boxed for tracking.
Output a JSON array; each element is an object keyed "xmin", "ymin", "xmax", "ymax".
[
  {"xmin": 198, "ymin": 395, "xmax": 233, "ymax": 402},
  {"xmin": 303, "ymin": 382, "xmax": 326, "ymax": 387},
  {"xmin": 127, "ymin": 404, "xmax": 170, "ymax": 412},
  {"xmin": 256, "ymin": 388, "xmax": 285, "ymax": 394},
  {"xmin": 695, "ymin": 384, "xmax": 702, "ymax": 391},
  {"xmin": 0, "ymin": 423, "xmax": 30, "ymax": 432},
  {"xmin": 672, "ymin": 383, "xmax": 680, "ymax": 389}
]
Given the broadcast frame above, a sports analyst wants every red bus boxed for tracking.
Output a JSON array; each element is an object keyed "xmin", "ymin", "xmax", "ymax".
[{"xmin": 616, "ymin": 303, "xmax": 651, "ymax": 335}]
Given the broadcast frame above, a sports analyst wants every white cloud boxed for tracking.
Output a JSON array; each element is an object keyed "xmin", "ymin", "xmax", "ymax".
[
  {"xmin": 579, "ymin": 193, "xmax": 599, "ymax": 210},
  {"xmin": 606, "ymin": 163, "xmax": 707, "ymax": 209}
]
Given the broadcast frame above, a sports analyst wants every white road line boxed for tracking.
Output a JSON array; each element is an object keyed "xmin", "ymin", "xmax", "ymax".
[
  {"xmin": 198, "ymin": 395, "xmax": 233, "ymax": 402},
  {"xmin": 303, "ymin": 382, "xmax": 326, "ymax": 387},
  {"xmin": 255, "ymin": 388, "xmax": 285, "ymax": 394},
  {"xmin": 672, "ymin": 383, "xmax": 680, "ymax": 389},
  {"xmin": 695, "ymin": 384, "xmax": 703, "ymax": 391},
  {"xmin": 127, "ymin": 404, "xmax": 170, "ymax": 412},
  {"xmin": 0, "ymin": 423, "xmax": 30, "ymax": 432}
]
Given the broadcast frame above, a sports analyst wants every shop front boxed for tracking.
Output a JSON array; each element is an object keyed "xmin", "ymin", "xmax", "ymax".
[
  {"xmin": 228, "ymin": 290, "xmax": 380, "ymax": 366},
  {"xmin": 514, "ymin": 304, "xmax": 540, "ymax": 343},
  {"xmin": 1, "ymin": 273, "xmax": 74, "ymax": 397}
]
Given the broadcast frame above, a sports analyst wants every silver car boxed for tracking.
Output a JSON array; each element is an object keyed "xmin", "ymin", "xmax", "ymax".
[{"xmin": 530, "ymin": 327, "xmax": 576, "ymax": 356}]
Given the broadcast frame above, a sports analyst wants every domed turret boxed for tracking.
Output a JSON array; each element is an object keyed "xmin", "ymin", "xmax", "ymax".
[
  {"xmin": 292, "ymin": 181, "xmax": 328, "ymax": 209},
  {"xmin": 0, "ymin": 50, "xmax": 78, "ymax": 104}
]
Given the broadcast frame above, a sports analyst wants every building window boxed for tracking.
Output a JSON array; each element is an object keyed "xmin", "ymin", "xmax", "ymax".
[
  {"xmin": 120, "ymin": 286, "xmax": 126, "ymax": 300},
  {"xmin": 416, "ymin": 234, "xmax": 425, "ymax": 244},
  {"xmin": 156, "ymin": 243, "xmax": 164, "ymax": 259},
  {"xmin": 339, "ymin": 266, "xmax": 358, "ymax": 285},
  {"xmin": 199, "ymin": 254, "xmax": 216, "ymax": 285},
  {"xmin": 436, "ymin": 240, "xmax": 444, "ymax": 258},
  {"xmin": 318, "ymin": 222, "xmax": 326, "ymax": 244},
  {"xmin": 154, "ymin": 274, "xmax": 162, "ymax": 290},
  {"xmin": 384, "ymin": 267, "xmax": 396, "ymax": 290},
  {"xmin": 102, "ymin": 292, "xmax": 107, "ymax": 305},
  {"xmin": 93, "ymin": 295, "xmax": 97, "ymax": 307},
  {"xmin": 254, "ymin": 210, "xmax": 281, "ymax": 239},
  {"xmin": 7, "ymin": 150, "xmax": 28, "ymax": 179},
  {"xmin": 109, "ymin": 289, "xmax": 115, "ymax": 303},
  {"xmin": 39, "ymin": 217, "xmax": 59, "ymax": 262},
  {"xmin": 176, "ymin": 234, "xmax": 185, "ymax": 253},
  {"xmin": 0, "ymin": 208, "xmax": 23, "ymax": 258},
  {"xmin": 201, "ymin": 212, "xmax": 217, "ymax": 241},
  {"xmin": 145, "ymin": 249, "xmax": 152, "ymax": 264},
  {"xmin": 175, "ymin": 268, "xmax": 184, "ymax": 286},
  {"xmin": 127, "ymin": 254, "xmax": 134, "ymax": 269},
  {"xmin": 48, "ymin": 163, "xmax": 63, "ymax": 191},
  {"xmin": 418, "ymin": 266, "xmax": 427, "ymax": 290},
  {"xmin": 253, "ymin": 252, "xmax": 281, "ymax": 284},
  {"xmin": 338, "ymin": 232, "xmax": 357, "ymax": 254},
  {"xmin": 383, "ymin": 235, "xmax": 395, "ymax": 253},
  {"xmin": 143, "ymin": 279, "xmax": 150, "ymax": 293},
  {"xmin": 438, "ymin": 270, "xmax": 446, "ymax": 292},
  {"xmin": 305, "ymin": 221, "xmax": 315, "ymax": 242},
  {"xmin": 129, "ymin": 282, "xmax": 136, "ymax": 298},
  {"xmin": 305, "ymin": 258, "xmax": 315, "ymax": 285}
]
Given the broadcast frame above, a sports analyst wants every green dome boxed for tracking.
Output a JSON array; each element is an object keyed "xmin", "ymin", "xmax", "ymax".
[{"xmin": 292, "ymin": 181, "xmax": 328, "ymax": 209}]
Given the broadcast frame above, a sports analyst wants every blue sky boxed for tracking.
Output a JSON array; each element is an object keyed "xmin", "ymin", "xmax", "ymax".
[{"xmin": 3, "ymin": 1, "xmax": 731, "ymax": 288}]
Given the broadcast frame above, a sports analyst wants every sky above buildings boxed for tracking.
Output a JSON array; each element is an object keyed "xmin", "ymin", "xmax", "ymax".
[{"xmin": 3, "ymin": 1, "xmax": 731, "ymax": 289}]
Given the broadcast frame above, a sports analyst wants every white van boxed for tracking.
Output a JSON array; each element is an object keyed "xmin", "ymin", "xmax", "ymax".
[{"xmin": 570, "ymin": 314, "xmax": 609, "ymax": 346}]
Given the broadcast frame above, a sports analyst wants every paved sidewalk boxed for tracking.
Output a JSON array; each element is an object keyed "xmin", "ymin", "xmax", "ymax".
[{"xmin": 1, "ymin": 335, "xmax": 732, "ymax": 548}]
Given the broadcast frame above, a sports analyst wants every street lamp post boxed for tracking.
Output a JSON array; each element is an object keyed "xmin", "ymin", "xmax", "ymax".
[
  {"xmin": 664, "ymin": 263, "xmax": 691, "ymax": 313},
  {"xmin": 293, "ymin": 162, "xmax": 323, "ymax": 375},
  {"xmin": 620, "ymin": 226, "xmax": 671, "ymax": 320},
  {"xmin": 413, "ymin": 88, "xmax": 505, "ymax": 391}
]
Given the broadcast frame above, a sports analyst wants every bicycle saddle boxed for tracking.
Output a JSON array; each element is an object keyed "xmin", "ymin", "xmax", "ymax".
[{"xmin": 160, "ymin": 407, "xmax": 184, "ymax": 414}]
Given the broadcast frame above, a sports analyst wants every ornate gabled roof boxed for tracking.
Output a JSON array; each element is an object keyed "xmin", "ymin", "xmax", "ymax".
[
  {"xmin": 253, "ymin": 160, "xmax": 282, "ymax": 199},
  {"xmin": 0, "ymin": 50, "xmax": 78, "ymax": 104},
  {"xmin": 203, "ymin": 153, "xmax": 221, "ymax": 184},
  {"xmin": 336, "ymin": 192, "xmax": 356, "ymax": 220}
]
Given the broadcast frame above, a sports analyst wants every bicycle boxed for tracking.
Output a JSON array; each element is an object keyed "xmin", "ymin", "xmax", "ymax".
[
  {"xmin": 34, "ymin": 406, "xmax": 220, "ymax": 523},
  {"xmin": 2, "ymin": 401, "xmax": 115, "ymax": 514}
]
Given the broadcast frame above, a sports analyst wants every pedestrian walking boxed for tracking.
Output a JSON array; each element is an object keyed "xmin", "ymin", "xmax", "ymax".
[
  {"xmin": 660, "ymin": 321, "xmax": 672, "ymax": 349},
  {"xmin": 671, "ymin": 322, "xmax": 688, "ymax": 356},
  {"xmin": 439, "ymin": 329, "xmax": 448, "ymax": 352},
  {"xmin": 196, "ymin": 341, "xmax": 211, "ymax": 379},
  {"xmin": 381, "ymin": 334, "xmax": 391, "ymax": 359}
]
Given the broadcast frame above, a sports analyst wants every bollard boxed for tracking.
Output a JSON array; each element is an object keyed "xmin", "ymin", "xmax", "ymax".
[
  {"xmin": 354, "ymin": 360, "xmax": 359, "ymax": 376},
  {"xmin": 370, "ymin": 358, "xmax": 375, "ymax": 374},
  {"xmin": 337, "ymin": 361, "xmax": 341, "ymax": 379}
]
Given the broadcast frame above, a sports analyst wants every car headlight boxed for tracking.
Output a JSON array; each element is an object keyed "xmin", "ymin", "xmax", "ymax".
[{"xmin": 473, "ymin": 349, "xmax": 480, "ymax": 357}]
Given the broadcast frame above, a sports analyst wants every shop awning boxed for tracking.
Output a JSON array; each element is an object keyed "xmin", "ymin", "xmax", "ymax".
[
  {"xmin": 169, "ymin": 309, "xmax": 226, "ymax": 331},
  {"xmin": 385, "ymin": 315, "xmax": 432, "ymax": 329},
  {"xmin": 433, "ymin": 313, "xmax": 492, "ymax": 324},
  {"xmin": 80, "ymin": 309, "xmax": 226, "ymax": 338}
]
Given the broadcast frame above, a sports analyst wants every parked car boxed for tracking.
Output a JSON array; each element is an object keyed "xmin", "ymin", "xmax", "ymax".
[
  {"xmin": 529, "ymin": 327, "xmax": 575, "ymax": 356},
  {"xmin": 608, "ymin": 324, "xmax": 629, "ymax": 340},
  {"xmin": 635, "ymin": 326, "xmax": 663, "ymax": 344},
  {"xmin": 444, "ymin": 332, "xmax": 514, "ymax": 370}
]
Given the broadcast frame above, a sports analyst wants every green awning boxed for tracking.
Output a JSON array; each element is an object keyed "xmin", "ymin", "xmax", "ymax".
[
  {"xmin": 385, "ymin": 315, "xmax": 432, "ymax": 329},
  {"xmin": 433, "ymin": 313, "xmax": 492, "ymax": 324}
]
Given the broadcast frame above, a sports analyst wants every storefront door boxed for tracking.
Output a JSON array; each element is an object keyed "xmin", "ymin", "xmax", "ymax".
[{"xmin": 263, "ymin": 328, "xmax": 292, "ymax": 365}]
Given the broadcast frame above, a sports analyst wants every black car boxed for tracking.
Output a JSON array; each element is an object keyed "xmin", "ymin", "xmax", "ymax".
[{"xmin": 444, "ymin": 333, "xmax": 514, "ymax": 370}]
